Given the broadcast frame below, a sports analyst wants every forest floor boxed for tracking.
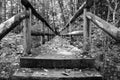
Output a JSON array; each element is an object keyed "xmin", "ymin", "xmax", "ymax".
[{"xmin": 0, "ymin": 32, "xmax": 120, "ymax": 80}]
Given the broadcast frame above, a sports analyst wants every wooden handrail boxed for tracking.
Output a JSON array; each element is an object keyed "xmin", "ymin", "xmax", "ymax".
[
  {"xmin": 62, "ymin": 31, "xmax": 83, "ymax": 36},
  {"xmin": 21, "ymin": 0, "xmax": 59, "ymax": 35},
  {"xmin": 0, "ymin": 11, "xmax": 28, "ymax": 41},
  {"xmin": 86, "ymin": 12, "xmax": 120, "ymax": 41}
]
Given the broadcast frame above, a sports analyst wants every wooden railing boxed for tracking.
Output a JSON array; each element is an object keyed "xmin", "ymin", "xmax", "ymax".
[
  {"xmin": 86, "ymin": 12, "xmax": 120, "ymax": 41},
  {"xmin": 0, "ymin": 0, "xmax": 119, "ymax": 54},
  {"xmin": 0, "ymin": 11, "xmax": 28, "ymax": 41}
]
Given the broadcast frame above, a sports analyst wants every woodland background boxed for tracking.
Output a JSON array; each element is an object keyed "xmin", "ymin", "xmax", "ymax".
[{"xmin": 0, "ymin": 0, "xmax": 120, "ymax": 80}]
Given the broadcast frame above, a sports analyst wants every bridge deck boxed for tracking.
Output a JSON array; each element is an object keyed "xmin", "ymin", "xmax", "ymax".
[{"xmin": 13, "ymin": 68, "xmax": 102, "ymax": 80}]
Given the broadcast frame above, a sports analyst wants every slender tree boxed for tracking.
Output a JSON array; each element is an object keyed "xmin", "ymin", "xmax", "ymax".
[
  {"xmin": 0, "ymin": 0, "xmax": 2, "ymax": 23},
  {"xmin": 106, "ymin": 0, "xmax": 120, "ymax": 25},
  {"xmin": 3, "ymin": 0, "xmax": 6, "ymax": 21},
  {"xmin": 58, "ymin": 0, "xmax": 67, "ymax": 26}
]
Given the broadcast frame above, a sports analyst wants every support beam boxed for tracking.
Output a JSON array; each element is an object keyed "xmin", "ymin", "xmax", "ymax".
[
  {"xmin": 86, "ymin": 12, "xmax": 120, "ymax": 41},
  {"xmin": 0, "ymin": 11, "xmax": 28, "ymax": 41},
  {"xmin": 24, "ymin": 9, "xmax": 32, "ymax": 54},
  {"xmin": 83, "ymin": 9, "xmax": 91, "ymax": 52},
  {"xmin": 66, "ymin": 31, "xmax": 83, "ymax": 35},
  {"xmin": 31, "ymin": 30, "xmax": 83, "ymax": 36},
  {"xmin": 31, "ymin": 31, "xmax": 55, "ymax": 36},
  {"xmin": 21, "ymin": 0, "xmax": 59, "ymax": 35}
]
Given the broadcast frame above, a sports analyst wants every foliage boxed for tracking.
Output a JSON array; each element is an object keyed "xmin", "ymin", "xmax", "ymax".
[
  {"xmin": 0, "ymin": 33, "xmax": 23, "ymax": 78},
  {"xmin": 0, "ymin": 0, "xmax": 120, "ymax": 80}
]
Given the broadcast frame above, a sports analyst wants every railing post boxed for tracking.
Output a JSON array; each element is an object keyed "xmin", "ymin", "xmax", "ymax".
[
  {"xmin": 83, "ymin": 8, "xmax": 91, "ymax": 52},
  {"xmin": 24, "ymin": 9, "xmax": 32, "ymax": 55}
]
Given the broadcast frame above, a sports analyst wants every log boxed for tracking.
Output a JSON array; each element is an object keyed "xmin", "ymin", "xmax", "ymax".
[
  {"xmin": 24, "ymin": 9, "xmax": 32, "ymax": 54},
  {"xmin": 86, "ymin": 12, "xmax": 120, "ymax": 41},
  {"xmin": 0, "ymin": 11, "xmax": 28, "ymax": 41},
  {"xmin": 21, "ymin": 0, "xmax": 59, "ymax": 35},
  {"xmin": 83, "ymin": 9, "xmax": 91, "ymax": 52},
  {"xmin": 31, "ymin": 31, "xmax": 55, "ymax": 36},
  {"xmin": 60, "ymin": 0, "xmax": 94, "ymax": 33},
  {"xmin": 31, "ymin": 30, "xmax": 83, "ymax": 36},
  {"xmin": 62, "ymin": 31, "xmax": 83, "ymax": 36}
]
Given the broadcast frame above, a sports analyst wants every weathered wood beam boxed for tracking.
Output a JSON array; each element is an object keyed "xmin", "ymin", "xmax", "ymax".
[
  {"xmin": 83, "ymin": 9, "xmax": 91, "ymax": 52},
  {"xmin": 62, "ymin": 31, "xmax": 83, "ymax": 36},
  {"xmin": 31, "ymin": 30, "xmax": 83, "ymax": 36},
  {"xmin": 86, "ymin": 12, "xmax": 120, "ymax": 41},
  {"xmin": 20, "ymin": 57, "xmax": 95, "ymax": 69},
  {"xmin": 0, "ymin": 11, "xmax": 28, "ymax": 41},
  {"xmin": 24, "ymin": 9, "xmax": 32, "ymax": 54},
  {"xmin": 60, "ymin": 0, "xmax": 94, "ymax": 33},
  {"xmin": 21, "ymin": 0, "xmax": 59, "ymax": 35},
  {"xmin": 31, "ymin": 31, "xmax": 55, "ymax": 36}
]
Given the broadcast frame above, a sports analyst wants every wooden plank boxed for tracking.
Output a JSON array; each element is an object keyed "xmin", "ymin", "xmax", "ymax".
[
  {"xmin": 13, "ymin": 69, "xmax": 102, "ymax": 80},
  {"xmin": 20, "ymin": 57, "xmax": 95, "ymax": 69},
  {"xmin": 0, "ymin": 1, "xmax": 2, "ymax": 23},
  {"xmin": 31, "ymin": 31, "xmax": 83, "ymax": 36},
  {"xmin": 86, "ymin": 12, "xmax": 120, "ymax": 41},
  {"xmin": 31, "ymin": 31, "xmax": 55, "ymax": 36},
  {"xmin": 24, "ymin": 9, "xmax": 31, "ymax": 54},
  {"xmin": 0, "ymin": 11, "xmax": 28, "ymax": 41}
]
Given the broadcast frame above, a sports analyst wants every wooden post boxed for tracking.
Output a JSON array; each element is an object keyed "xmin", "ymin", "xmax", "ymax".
[
  {"xmin": 83, "ymin": 9, "xmax": 91, "ymax": 52},
  {"xmin": 24, "ymin": 9, "xmax": 32, "ymax": 55}
]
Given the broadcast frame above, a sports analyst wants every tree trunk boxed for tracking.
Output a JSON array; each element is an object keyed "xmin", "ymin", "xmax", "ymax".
[
  {"xmin": 10, "ymin": 0, "xmax": 13, "ymax": 17},
  {"xmin": 113, "ymin": 11, "xmax": 116, "ymax": 24},
  {"xmin": 4, "ymin": 0, "xmax": 6, "ymax": 21},
  {"xmin": 0, "ymin": 1, "xmax": 2, "ymax": 23},
  {"xmin": 45, "ymin": 0, "xmax": 50, "ymax": 41},
  {"xmin": 58, "ymin": 0, "xmax": 67, "ymax": 26},
  {"xmin": 70, "ymin": 0, "xmax": 74, "ymax": 16},
  {"xmin": 107, "ymin": 7, "xmax": 110, "ymax": 22}
]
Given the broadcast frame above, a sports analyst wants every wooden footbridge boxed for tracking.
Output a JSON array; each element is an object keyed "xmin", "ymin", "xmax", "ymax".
[{"xmin": 0, "ymin": 0, "xmax": 120, "ymax": 80}]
